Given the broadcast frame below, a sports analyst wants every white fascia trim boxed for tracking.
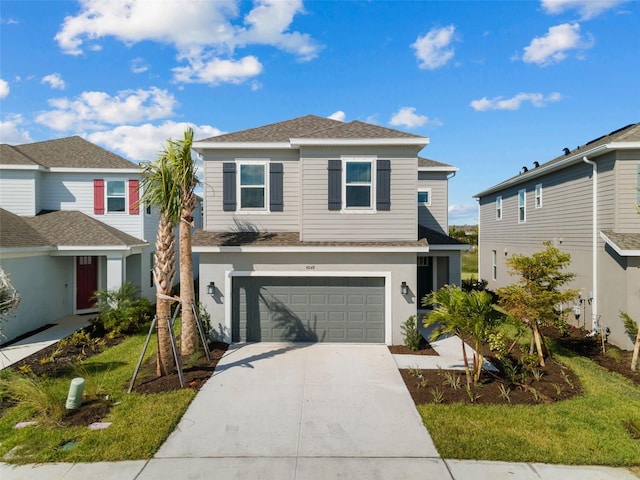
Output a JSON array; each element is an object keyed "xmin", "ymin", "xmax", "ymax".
[
  {"xmin": 193, "ymin": 142, "xmax": 291, "ymax": 151},
  {"xmin": 417, "ymin": 166, "xmax": 459, "ymax": 172},
  {"xmin": 429, "ymin": 244, "xmax": 471, "ymax": 252},
  {"xmin": 290, "ymin": 138, "xmax": 429, "ymax": 147},
  {"xmin": 600, "ymin": 231, "xmax": 640, "ymax": 257},
  {"xmin": 193, "ymin": 245, "xmax": 430, "ymax": 253},
  {"xmin": 0, "ymin": 164, "xmax": 43, "ymax": 171},
  {"xmin": 473, "ymin": 143, "xmax": 611, "ymax": 198},
  {"xmin": 224, "ymin": 270, "xmax": 393, "ymax": 345},
  {"xmin": 48, "ymin": 167, "xmax": 141, "ymax": 174},
  {"xmin": 52, "ymin": 244, "xmax": 147, "ymax": 256}
]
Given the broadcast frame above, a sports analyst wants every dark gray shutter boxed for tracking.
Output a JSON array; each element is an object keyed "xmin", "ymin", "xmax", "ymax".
[
  {"xmin": 270, "ymin": 163, "xmax": 283, "ymax": 212},
  {"xmin": 222, "ymin": 162, "xmax": 236, "ymax": 211},
  {"xmin": 327, "ymin": 160, "xmax": 342, "ymax": 211},
  {"xmin": 376, "ymin": 159, "xmax": 391, "ymax": 211}
]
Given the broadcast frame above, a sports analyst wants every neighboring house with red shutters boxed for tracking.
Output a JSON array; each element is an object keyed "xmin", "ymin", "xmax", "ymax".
[
  {"xmin": 192, "ymin": 115, "xmax": 468, "ymax": 345},
  {"xmin": 0, "ymin": 136, "xmax": 159, "ymax": 343}
]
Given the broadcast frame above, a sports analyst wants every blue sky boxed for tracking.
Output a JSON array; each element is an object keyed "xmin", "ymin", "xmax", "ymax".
[{"xmin": 1, "ymin": 0, "xmax": 638, "ymax": 225}]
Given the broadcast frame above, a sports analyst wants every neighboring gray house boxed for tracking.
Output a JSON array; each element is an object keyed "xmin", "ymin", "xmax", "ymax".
[
  {"xmin": 192, "ymin": 115, "xmax": 467, "ymax": 345},
  {"xmin": 0, "ymin": 136, "xmax": 158, "ymax": 343},
  {"xmin": 474, "ymin": 122, "xmax": 640, "ymax": 349}
]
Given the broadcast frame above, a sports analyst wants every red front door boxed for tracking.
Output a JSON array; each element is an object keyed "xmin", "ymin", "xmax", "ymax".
[{"xmin": 76, "ymin": 256, "xmax": 98, "ymax": 310}]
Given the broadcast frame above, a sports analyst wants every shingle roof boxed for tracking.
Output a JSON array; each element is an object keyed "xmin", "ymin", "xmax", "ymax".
[
  {"xmin": 418, "ymin": 157, "xmax": 454, "ymax": 168},
  {"xmin": 0, "ymin": 209, "xmax": 49, "ymax": 248},
  {"xmin": 25, "ymin": 211, "xmax": 146, "ymax": 247},
  {"xmin": 192, "ymin": 230, "xmax": 428, "ymax": 248},
  {"xmin": 198, "ymin": 114, "xmax": 424, "ymax": 143},
  {"xmin": 475, "ymin": 122, "xmax": 640, "ymax": 197},
  {"xmin": 192, "ymin": 227, "xmax": 467, "ymax": 248},
  {"xmin": 2, "ymin": 136, "xmax": 138, "ymax": 169},
  {"xmin": 0, "ymin": 209, "xmax": 146, "ymax": 249},
  {"xmin": 601, "ymin": 230, "xmax": 640, "ymax": 254}
]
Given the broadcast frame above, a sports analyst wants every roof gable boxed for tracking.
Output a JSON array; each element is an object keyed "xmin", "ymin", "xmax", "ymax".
[
  {"xmin": 0, "ymin": 209, "xmax": 50, "ymax": 248},
  {"xmin": 3, "ymin": 136, "xmax": 137, "ymax": 169}
]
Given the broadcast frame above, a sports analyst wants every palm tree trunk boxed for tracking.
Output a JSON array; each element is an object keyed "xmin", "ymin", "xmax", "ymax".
[
  {"xmin": 631, "ymin": 327, "xmax": 640, "ymax": 371},
  {"xmin": 155, "ymin": 212, "xmax": 177, "ymax": 376},
  {"xmin": 532, "ymin": 322, "xmax": 545, "ymax": 367},
  {"xmin": 179, "ymin": 197, "xmax": 197, "ymax": 357},
  {"xmin": 461, "ymin": 339, "xmax": 472, "ymax": 385}
]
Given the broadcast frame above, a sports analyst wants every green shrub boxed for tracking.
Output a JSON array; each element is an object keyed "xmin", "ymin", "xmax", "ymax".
[
  {"xmin": 92, "ymin": 282, "xmax": 153, "ymax": 335},
  {"xmin": 400, "ymin": 315, "xmax": 421, "ymax": 351},
  {"xmin": 0, "ymin": 371, "xmax": 66, "ymax": 425}
]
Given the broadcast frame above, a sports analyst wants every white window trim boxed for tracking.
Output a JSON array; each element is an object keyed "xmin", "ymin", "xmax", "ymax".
[
  {"xmin": 341, "ymin": 156, "xmax": 376, "ymax": 213},
  {"xmin": 535, "ymin": 183, "xmax": 543, "ymax": 209},
  {"xmin": 236, "ymin": 159, "xmax": 270, "ymax": 214},
  {"xmin": 496, "ymin": 195, "xmax": 502, "ymax": 220},
  {"xmin": 417, "ymin": 188, "xmax": 431, "ymax": 207},
  {"xmin": 518, "ymin": 188, "xmax": 526, "ymax": 224},
  {"xmin": 491, "ymin": 250, "xmax": 497, "ymax": 281},
  {"xmin": 105, "ymin": 179, "xmax": 128, "ymax": 215}
]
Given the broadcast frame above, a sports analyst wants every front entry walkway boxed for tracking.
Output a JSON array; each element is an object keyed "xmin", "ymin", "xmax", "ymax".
[{"xmin": 150, "ymin": 343, "xmax": 447, "ymax": 479}]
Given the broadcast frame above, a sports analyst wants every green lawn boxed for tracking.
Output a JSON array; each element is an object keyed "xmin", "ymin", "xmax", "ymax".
[
  {"xmin": 461, "ymin": 249, "xmax": 478, "ymax": 281},
  {"xmin": 0, "ymin": 333, "xmax": 196, "ymax": 464},
  {"xmin": 417, "ymin": 348, "xmax": 640, "ymax": 466}
]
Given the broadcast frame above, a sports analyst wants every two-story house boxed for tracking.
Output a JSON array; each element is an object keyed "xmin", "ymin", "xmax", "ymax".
[
  {"xmin": 192, "ymin": 115, "xmax": 467, "ymax": 345},
  {"xmin": 0, "ymin": 136, "xmax": 158, "ymax": 343},
  {"xmin": 474, "ymin": 122, "xmax": 640, "ymax": 349}
]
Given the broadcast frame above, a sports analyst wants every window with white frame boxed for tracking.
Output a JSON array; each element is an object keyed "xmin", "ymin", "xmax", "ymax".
[
  {"xmin": 492, "ymin": 250, "xmax": 497, "ymax": 280},
  {"xmin": 417, "ymin": 188, "xmax": 431, "ymax": 206},
  {"xmin": 239, "ymin": 161, "xmax": 267, "ymax": 210},
  {"xmin": 106, "ymin": 180, "xmax": 126, "ymax": 213},
  {"xmin": 496, "ymin": 195, "xmax": 502, "ymax": 220},
  {"xmin": 344, "ymin": 158, "xmax": 374, "ymax": 209},
  {"xmin": 535, "ymin": 183, "xmax": 542, "ymax": 208},
  {"xmin": 518, "ymin": 189, "xmax": 526, "ymax": 223}
]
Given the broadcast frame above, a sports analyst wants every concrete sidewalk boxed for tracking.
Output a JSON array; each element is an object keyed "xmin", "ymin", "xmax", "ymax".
[{"xmin": 0, "ymin": 315, "xmax": 92, "ymax": 369}]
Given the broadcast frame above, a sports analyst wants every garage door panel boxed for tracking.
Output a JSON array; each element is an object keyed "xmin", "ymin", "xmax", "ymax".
[{"xmin": 233, "ymin": 276, "xmax": 384, "ymax": 343}]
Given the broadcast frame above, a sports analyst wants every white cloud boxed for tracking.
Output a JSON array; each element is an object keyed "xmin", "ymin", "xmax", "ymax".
[
  {"xmin": 522, "ymin": 23, "xmax": 593, "ymax": 66},
  {"xmin": 448, "ymin": 204, "xmax": 478, "ymax": 222},
  {"xmin": 172, "ymin": 54, "xmax": 263, "ymax": 85},
  {"xmin": 131, "ymin": 57, "xmax": 150, "ymax": 74},
  {"xmin": 35, "ymin": 87, "xmax": 178, "ymax": 131},
  {"xmin": 470, "ymin": 92, "xmax": 562, "ymax": 111},
  {"xmin": 327, "ymin": 111, "xmax": 345, "ymax": 121},
  {"xmin": 541, "ymin": 0, "xmax": 629, "ymax": 19},
  {"xmin": 389, "ymin": 107, "xmax": 441, "ymax": 128},
  {"xmin": 41, "ymin": 73, "xmax": 66, "ymax": 90},
  {"xmin": 0, "ymin": 78, "xmax": 9, "ymax": 99},
  {"xmin": 412, "ymin": 25, "xmax": 457, "ymax": 70},
  {"xmin": 86, "ymin": 121, "xmax": 223, "ymax": 162},
  {"xmin": 54, "ymin": 0, "xmax": 319, "ymax": 86},
  {"xmin": 0, "ymin": 114, "xmax": 32, "ymax": 144}
]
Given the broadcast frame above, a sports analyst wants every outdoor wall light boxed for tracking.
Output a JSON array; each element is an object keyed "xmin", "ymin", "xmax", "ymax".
[
  {"xmin": 401, "ymin": 281, "xmax": 409, "ymax": 295},
  {"xmin": 207, "ymin": 281, "xmax": 215, "ymax": 295}
]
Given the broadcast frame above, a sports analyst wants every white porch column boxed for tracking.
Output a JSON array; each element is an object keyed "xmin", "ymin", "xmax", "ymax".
[{"xmin": 106, "ymin": 254, "xmax": 126, "ymax": 291}]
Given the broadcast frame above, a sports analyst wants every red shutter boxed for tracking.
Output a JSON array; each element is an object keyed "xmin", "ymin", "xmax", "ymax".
[
  {"xmin": 94, "ymin": 179, "xmax": 104, "ymax": 214},
  {"xmin": 129, "ymin": 179, "xmax": 140, "ymax": 215}
]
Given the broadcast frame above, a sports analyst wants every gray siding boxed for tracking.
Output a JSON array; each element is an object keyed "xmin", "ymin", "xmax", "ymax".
[
  {"xmin": 0, "ymin": 170, "xmax": 37, "ymax": 216},
  {"xmin": 417, "ymin": 171, "xmax": 448, "ymax": 234},
  {"xmin": 300, "ymin": 146, "xmax": 418, "ymax": 242},
  {"xmin": 616, "ymin": 150, "xmax": 640, "ymax": 232},
  {"xmin": 201, "ymin": 149, "xmax": 300, "ymax": 232}
]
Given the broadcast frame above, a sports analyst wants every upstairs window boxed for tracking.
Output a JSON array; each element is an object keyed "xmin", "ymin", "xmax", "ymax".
[
  {"xmin": 535, "ymin": 183, "xmax": 543, "ymax": 208},
  {"xmin": 496, "ymin": 195, "xmax": 502, "ymax": 220},
  {"xmin": 417, "ymin": 189, "xmax": 431, "ymax": 206},
  {"xmin": 239, "ymin": 162, "xmax": 267, "ymax": 210},
  {"xmin": 518, "ymin": 189, "xmax": 526, "ymax": 223},
  {"xmin": 344, "ymin": 159, "xmax": 373, "ymax": 209},
  {"xmin": 107, "ymin": 180, "xmax": 126, "ymax": 213}
]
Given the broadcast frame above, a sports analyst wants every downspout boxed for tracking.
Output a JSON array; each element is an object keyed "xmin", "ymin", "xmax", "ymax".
[{"xmin": 583, "ymin": 156, "xmax": 598, "ymax": 331}]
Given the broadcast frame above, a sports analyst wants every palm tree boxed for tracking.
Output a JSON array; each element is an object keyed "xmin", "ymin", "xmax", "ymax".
[
  {"xmin": 140, "ymin": 144, "xmax": 181, "ymax": 376},
  {"xmin": 171, "ymin": 127, "xmax": 199, "ymax": 357}
]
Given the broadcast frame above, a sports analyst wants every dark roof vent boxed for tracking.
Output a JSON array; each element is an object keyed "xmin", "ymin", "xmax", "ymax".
[
  {"xmin": 521, "ymin": 166, "xmax": 528, "ymax": 173},
  {"xmin": 563, "ymin": 147, "xmax": 571, "ymax": 155},
  {"xmin": 533, "ymin": 161, "xmax": 540, "ymax": 168}
]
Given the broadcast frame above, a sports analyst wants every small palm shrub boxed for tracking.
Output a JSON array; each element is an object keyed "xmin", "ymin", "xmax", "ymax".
[{"xmin": 92, "ymin": 282, "xmax": 153, "ymax": 335}]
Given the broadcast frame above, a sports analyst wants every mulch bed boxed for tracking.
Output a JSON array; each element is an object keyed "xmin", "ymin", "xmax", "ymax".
[{"xmin": 388, "ymin": 337, "xmax": 437, "ymax": 355}]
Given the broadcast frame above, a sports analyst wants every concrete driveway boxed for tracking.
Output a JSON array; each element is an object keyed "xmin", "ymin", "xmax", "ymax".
[{"xmin": 150, "ymin": 343, "xmax": 448, "ymax": 479}]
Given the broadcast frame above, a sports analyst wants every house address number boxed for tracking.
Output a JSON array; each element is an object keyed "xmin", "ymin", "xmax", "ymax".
[{"xmin": 306, "ymin": 265, "xmax": 315, "ymax": 270}]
